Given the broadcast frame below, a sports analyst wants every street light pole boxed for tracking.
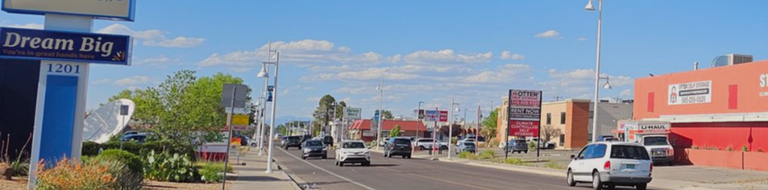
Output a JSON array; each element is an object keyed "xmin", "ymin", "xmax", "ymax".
[
  {"xmin": 586, "ymin": 0, "xmax": 603, "ymax": 143},
  {"xmin": 261, "ymin": 51, "xmax": 280, "ymax": 173},
  {"xmin": 376, "ymin": 78, "xmax": 383, "ymax": 150},
  {"xmin": 449, "ymin": 99, "xmax": 459, "ymax": 159},
  {"xmin": 417, "ymin": 101, "xmax": 424, "ymax": 139}
]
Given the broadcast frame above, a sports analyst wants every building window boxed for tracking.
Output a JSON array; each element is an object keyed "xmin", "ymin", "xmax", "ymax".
[
  {"xmin": 546, "ymin": 113, "xmax": 551, "ymax": 124},
  {"xmin": 729, "ymin": 85, "xmax": 738, "ymax": 109},
  {"xmin": 560, "ymin": 112, "xmax": 566, "ymax": 124},
  {"xmin": 559, "ymin": 134, "xmax": 565, "ymax": 146}
]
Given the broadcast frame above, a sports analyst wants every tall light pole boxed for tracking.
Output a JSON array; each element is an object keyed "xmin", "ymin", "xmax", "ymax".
[
  {"xmin": 258, "ymin": 50, "xmax": 280, "ymax": 173},
  {"xmin": 254, "ymin": 97, "xmax": 265, "ymax": 156},
  {"xmin": 417, "ymin": 101, "xmax": 424, "ymax": 139},
  {"xmin": 586, "ymin": 0, "xmax": 606, "ymax": 143},
  {"xmin": 257, "ymin": 42, "xmax": 273, "ymax": 156},
  {"xmin": 449, "ymin": 99, "xmax": 459, "ymax": 159},
  {"xmin": 376, "ymin": 78, "xmax": 383, "ymax": 150}
]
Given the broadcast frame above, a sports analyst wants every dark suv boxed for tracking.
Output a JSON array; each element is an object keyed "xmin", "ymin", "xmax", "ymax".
[
  {"xmin": 282, "ymin": 136, "xmax": 302, "ymax": 150},
  {"xmin": 385, "ymin": 137, "xmax": 412, "ymax": 159},
  {"xmin": 322, "ymin": 136, "xmax": 334, "ymax": 147}
]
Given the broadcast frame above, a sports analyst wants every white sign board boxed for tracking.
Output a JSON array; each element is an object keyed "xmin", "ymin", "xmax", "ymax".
[
  {"xmin": 668, "ymin": 80, "xmax": 711, "ymax": 105},
  {"xmin": 362, "ymin": 130, "xmax": 374, "ymax": 137},
  {"xmin": 344, "ymin": 107, "xmax": 362, "ymax": 120},
  {"xmin": 3, "ymin": 0, "xmax": 136, "ymax": 21}
]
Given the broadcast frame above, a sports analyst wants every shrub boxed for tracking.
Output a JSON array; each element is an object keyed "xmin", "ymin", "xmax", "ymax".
[
  {"xmin": 503, "ymin": 158, "xmax": 524, "ymax": 165},
  {"xmin": 726, "ymin": 145, "xmax": 734, "ymax": 151},
  {"xmin": 742, "ymin": 146, "xmax": 749, "ymax": 152},
  {"xmin": 197, "ymin": 162, "xmax": 232, "ymax": 183},
  {"xmin": 711, "ymin": 145, "xmax": 719, "ymax": 150},
  {"xmin": 488, "ymin": 137, "xmax": 500, "ymax": 148},
  {"xmin": 144, "ymin": 150, "xmax": 198, "ymax": 182},
  {"xmin": 458, "ymin": 151, "xmax": 478, "ymax": 160},
  {"xmin": 759, "ymin": 149, "xmax": 764, "ymax": 153},
  {"xmin": 35, "ymin": 157, "xmax": 114, "ymax": 190},
  {"xmin": 451, "ymin": 137, "xmax": 458, "ymax": 145},
  {"xmin": 528, "ymin": 142, "xmax": 536, "ymax": 150},
  {"xmin": 478, "ymin": 150, "xmax": 495, "ymax": 160},
  {"xmin": 690, "ymin": 145, "xmax": 699, "ymax": 149},
  {"xmin": 9, "ymin": 160, "xmax": 29, "ymax": 176},
  {"xmin": 89, "ymin": 157, "xmax": 143, "ymax": 190},
  {"xmin": 83, "ymin": 140, "xmax": 196, "ymax": 161},
  {"xmin": 369, "ymin": 140, "xmax": 377, "ymax": 147},
  {"xmin": 97, "ymin": 149, "xmax": 143, "ymax": 175},
  {"xmin": 544, "ymin": 161, "xmax": 565, "ymax": 170}
]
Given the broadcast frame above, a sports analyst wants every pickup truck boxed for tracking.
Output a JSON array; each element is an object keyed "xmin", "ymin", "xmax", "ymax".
[{"xmin": 414, "ymin": 138, "xmax": 448, "ymax": 150}]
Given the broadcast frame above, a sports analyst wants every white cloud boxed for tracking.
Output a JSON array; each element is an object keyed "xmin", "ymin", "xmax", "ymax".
[
  {"xmin": 306, "ymin": 97, "xmax": 321, "ymax": 102},
  {"xmin": 577, "ymin": 37, "xmax": 587, "ymax": 41},
  {"xmin": 91, "ymin": 79, "xmax": 112, "ymax": 85},
  {"xmin": 114, "ymin": 76, "xmax": 151, "ymax": 86},
  {"xmin": 535, "ymin": 30, "xmax": 562, "ymax": 39},
  {"xmin": 500, "ymin": 51, "xmax": 525, "ymax": 60},
  {"xmin": 5, "ymin": 23, "xmax": 43, "ymax": 29},
  {"xmin": 305, "ymin": 67, "xmax": 421, "ymax": 81},
  {"xmin": 464, "ymin": 64, "xmax": 533, "ymax": 83},
  {"xmin": 404, "ymin": 49, "xmax": 492, "ymax": 65},
  {"xmin": 538, "ymin": 68, "xmax": 633, "ymax": 98},
  {"xmin": 133, "ymin": 55, "xmax": 181, "ymax": 67},
  {"xmin": 97, "ymin": 24, "xmax": 205, "ymax": 48},
  {"xmin": 620, "ymin": 89, "xmax": 633, "ymax": 97}
]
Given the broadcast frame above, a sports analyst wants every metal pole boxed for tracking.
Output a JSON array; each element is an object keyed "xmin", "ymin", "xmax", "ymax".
[
  {"xmin": 432, "ymin": 107, "xmax": 438, "ymax": 156},
  {"xmin": 258, "ymin": 42, "xmax": 272, "ymax": 155},
  {"xmin": 476, "ymin": 106, "xmax": 481, "ymax": 156},
  {"xmin": 222, "ymin": 86, "xmax": 237, "ymax": 190},
  {"xmin": 266, "ymin": 52, "xmax": 280, "ymax": 173},
  {"xmin": 537, "ymin": 92, "xmax": 543, "ymax": 161},
  {"xmin": 505, "ymin": 90, "xmax": 510, "ymax": 160},
  {"xmin": 376, "ymin": 79, "xmax": 383, "ymax": 150},
  {"xmin": 591, "ymin": 0, "xmax": 603, "ymax": 143},
  {"xmin": 448, "ymin": 98, "xmax": 454, "ymax": 159}
]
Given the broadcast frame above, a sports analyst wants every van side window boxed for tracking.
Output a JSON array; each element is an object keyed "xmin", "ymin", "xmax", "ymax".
[
  {"xmin": 591, "ymin": 144, "xmax": 607, "ymax": 158},
  {"xmin": 577, "ymin": 145, "xmax": 593, "ymax": 159}
]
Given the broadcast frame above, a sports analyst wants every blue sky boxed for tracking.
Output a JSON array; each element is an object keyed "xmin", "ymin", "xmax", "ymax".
[{"xmin": 2, "ymin": 0, "xmax": 767, "ymax": 123}]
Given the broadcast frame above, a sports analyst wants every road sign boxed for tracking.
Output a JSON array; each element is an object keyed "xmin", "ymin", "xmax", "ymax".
[
  {"xmin": 439, "ymin": 111, "xmax": 448, "ymax": 122},
  {"xmin": 221, "ymin": 84, "xmax": 248, "ymax": 108},
  {"xmin": 230, "ymin": 114, "xmax": 249, "ymax": 131},
  {"xmin": 425, "ymin": 110, "xmax": 438, "ymax": 121},
  {"xmin": 507, "ymin": 89, "xmax": 543, "ymax": 137},
  {"xmin": 344, "ymin": 107, "xmax": 361, "ymax": 120}
]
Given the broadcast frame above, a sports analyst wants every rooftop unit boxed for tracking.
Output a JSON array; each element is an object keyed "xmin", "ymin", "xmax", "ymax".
[{"xmin": 710, "ymin": 54, "xmax": 753, "ymax": 68}]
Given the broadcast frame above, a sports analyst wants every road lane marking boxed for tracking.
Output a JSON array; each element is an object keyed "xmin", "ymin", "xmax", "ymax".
[{"xmin": 278, "ymin": 147, "xmax": 376, "ymax": 190}]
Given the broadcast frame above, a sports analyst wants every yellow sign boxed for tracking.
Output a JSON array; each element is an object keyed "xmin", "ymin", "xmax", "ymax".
[{"xmin": 232, "ymin": 114, "xmax": 249, "ymax": 126}]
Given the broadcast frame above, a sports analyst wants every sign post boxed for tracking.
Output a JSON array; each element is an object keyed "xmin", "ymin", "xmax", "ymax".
[
  {"xmin": 220, "ymin": 84, "xmax": 248, "ymax": 190},
  {"xmin": 506, "ymin": 89, "xmax": 543, "ymax": 160},
  {"xmin": 1, "ymin": 1, "xmax": 137, "ymax": 189}
]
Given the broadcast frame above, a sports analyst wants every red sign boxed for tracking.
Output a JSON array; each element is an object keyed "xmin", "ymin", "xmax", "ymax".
[
  {"xmin": 439, "ymin": 111, "xmax": 448, "ymax": 122},
  {"xmin": 508, "ymin": 120, "xmax": 540, "ymax": 137}
]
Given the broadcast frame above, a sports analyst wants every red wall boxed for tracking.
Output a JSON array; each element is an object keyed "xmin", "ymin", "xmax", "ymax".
[
  {"xmin": 634, "ymin": 60, "xmax": 768, "ymax": 119},
  {"xmin": 670, "ymin": 122, "xmax": 768, "ymax": 152}
]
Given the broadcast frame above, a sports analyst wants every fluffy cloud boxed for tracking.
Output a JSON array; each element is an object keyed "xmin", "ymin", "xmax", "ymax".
[
  {"xmin": 404, "ymin": 49, "xmax": 492, "ymax": 65},
  {"xmin": 500, "ymin": 51, "xmax": 525, "ymax": 60},
  {"xmin": 620, "ymin": 89, "xmax": 633, "ymax": 97},
  {"xmin": 114, "ymin": 76, "xmax": 151, "ymax": 86},
  {"xmin": 535, "ymin": 30, "xmax": 562, "ymax": 39},
  {"xmin": 305, "ymin": 67, "xmax": 421, "ymax": 81},
  {"xmin": 97, "ymin": 24, "xmax": 205, "ymax": 48},
  {"xmin": 91, "ymin": 78, "xmax": 112, "ymax": 85},
  {"xmin": 133, "ymin": 55, "xmax": 180, "ymax": 67},
  {"xmin": 464, "ymin": 64, "xmax": 533, "ymax": 83},
  {"xmin": 577, "ymin": 37, "xmax": 587, "ymax": 41},
  {"xmin": 538, "ymin": 68, "xmax": 633, "ymax": 98}
]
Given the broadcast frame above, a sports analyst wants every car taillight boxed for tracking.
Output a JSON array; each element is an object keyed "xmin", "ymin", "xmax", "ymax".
[
  {"xmin": 603, "ymin": 161, "xmax": 611, "ymax": 170},
  {"xmin": 650, "ymin": 164, "xmax": 653, "ymax": 172}
]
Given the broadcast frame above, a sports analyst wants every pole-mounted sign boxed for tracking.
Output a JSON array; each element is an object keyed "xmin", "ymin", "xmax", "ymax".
[
  {"xmin": 344, "ymin": 107, "xmax": 362, "ymax": 120},
  {"xmin": 507, "ymin": 89, "xmax": 543, "ymax": 137},
  {"xmin": 3, "ymin": 0, "xmax": 137, "ymax": 21}
]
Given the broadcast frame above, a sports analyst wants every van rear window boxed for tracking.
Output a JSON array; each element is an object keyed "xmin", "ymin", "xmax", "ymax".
[
  {"xmin": 610, "ymin": 145, "xmax": 650, "ymax": 160},
  {"xmin": 394, "ymin": 139, "xmax": 411, "ymax": 145}
]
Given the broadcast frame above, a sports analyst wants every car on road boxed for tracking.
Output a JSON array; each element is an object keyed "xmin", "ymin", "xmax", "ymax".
[
  {"xmin": 414, "ymin": 138, "xmax": 448, "ymax": 150},
  {"xmin": 335, "ymin": 140, "xmax": 371, "ymax": 166},
  {"xmin": 302, "ymin": 140, "xmax": 327, "ymax": 159},
  {"xmin": 282, "ymin": 136, "xmax": 302, "ymax": 150},
  {"xmin": 384, "ymin": 137, "xmax": 412, "ymax": 158},
  {"xmin": 379, "ymin": 137, "xmax": 390, "ymax": 147},
  {"xmin": 455, "ymin": 141, "xmax": 477, "ymax": 154},
  {"xmin": 566, "ymin": 141, "xmax": 652, "ymax": 190},
  {"xmin": 506, "ymin": 139, "xmax": 528, "ymax": 154},
  {"xmin": 597, "ymin": 135, "xmax": 618, "ymax": 142},
  {"xmin": 322, "ymin": 136, "xmax": 334, "ymax": 147}
]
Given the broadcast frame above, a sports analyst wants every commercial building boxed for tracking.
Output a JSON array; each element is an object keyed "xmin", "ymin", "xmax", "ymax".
[
  {"xmin": 496, "ymin": 97, "xmax": 633, "ymax": 150},
  {"xmin": 348, "ymin": 119, "xmax": 427, "ymax": 142},
  {"xmin": 634, "ymin": 58, "xmax": 768, "ymax": 152}
]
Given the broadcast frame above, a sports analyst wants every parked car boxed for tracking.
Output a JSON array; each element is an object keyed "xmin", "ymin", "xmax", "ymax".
[
  {"xmin": 455, "ymin": 141, "xmax": 477, "ymax": 154},
  {"xmin": 414, "ymin": 138, "xmax": 448, "ymax": 150},
  {"xmin": 300, "ymin": 135, "xmax": 313, "ymax": 143},
  {"xmin": 335, "ymin": 140, "xmax": 371, "ymax": 167},
  {"xmin": 566, "ymin": 141, "xmax": 652, "ymax": 190},
  {"xmin": 322, "ymin": 136, "xmax": 334, "ymax": 147},
  {"xmin": 302, "ymin": 140, "xmax": 327, "ymax": 160},
  {"xmin": 528, "ymin": 137, "xmax": 557, "ymax": 149},
  {"xmin": 121, "ymin": 134, "xmax": 147, "ymax": 143},
  {"xmin": 506, "ymin": 139, "xmax": 528, "ymax": 154},
  {"xmin": 598, "ymin": 135, "xmax": 618, "ymax": 142},
  {"xmin": 384, "ymin": 137, "xmax": 412, "ymax": 159},
  {"xmin": 231, "ymin": 133, "xmax": 250, "ymax": 146},
  {"xmin": 282, "ymin": 136, "xmax": 302, "ymax": 150},
  {"xmin": 379, "ymin": 137, "xmax": 391, "ymax": 147}
]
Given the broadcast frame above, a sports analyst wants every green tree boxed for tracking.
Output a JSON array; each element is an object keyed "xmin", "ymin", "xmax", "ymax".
[
  {"xmin": 389, "ymin": 125, "xmax": 401, "ymax": 137},
  {"xmin": 376, "ymin": 110, "xmax": 394, "ymax": 120},
  {"xmin": 481, "ymin": 108, "xmax": 498, "ymax": 143},
  {"xmin": 312, "ymin": 95, "xmax": 338, "ymax": 135}
]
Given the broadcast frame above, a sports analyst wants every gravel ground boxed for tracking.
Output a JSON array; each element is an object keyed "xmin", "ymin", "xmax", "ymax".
[
  {"xmin": 143, "ymin": 180, "xmax": 232, "ymax": 190},
  {"xmin": 0, "ymin": 177, "xmax": 28, "ymax": 190}
]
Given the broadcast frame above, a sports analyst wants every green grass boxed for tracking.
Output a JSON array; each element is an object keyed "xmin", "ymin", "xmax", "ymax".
[
  {"xmin": 544, "ymin": 161, "xmax": 566, "ymax": 170},
  {"xmin": 458, "ymin": 151, "xmax": 478, "ymax": 160},
  {"xmin": 478, "ymin": 150, "xmax": 495, "ymax": 160}
]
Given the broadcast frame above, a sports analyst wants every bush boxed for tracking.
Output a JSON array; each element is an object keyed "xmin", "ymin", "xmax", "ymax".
[
  {"xmin": 89, "ymin": 157, "xmax": 143, "ymax": 190},
  {"xmin": 197, "ymin": 162, "xmax": 232, "ymax": 183},
  {"xmin": 369, "ymin": 140, "xmax": 377, "ymax": 147},
  {"xmin": 35, "ymin": 157, "xmax": 115, "ymax": 190},
  {"xmin": 458, "ymin": 151, "xmax": 478, "ymax": 160},
  {"xmin": 83, "ymin": 140, "xmax": 197, "ymax": 161},
  {"xmin": 97, "ymin": 149, "xmax": 143, "ymax": 175},
  {"xmin": 742, "ymin": 146, "xmax": 749, "ymax": 152},
  {"xmin": 451, "ymin": 137, "xmax": 458, "ymax": 145},
  {"xmin": 488, "ymin": 137, "xmax": 500, "ymax": 148},
  {"xmin": 9, "ymin": 160, "xmax": 29, "ymax": 176},
  {"xmin": 690, "ymin": 145, "xmax": 699, "ymax": 149},
  {"xmin": 144, "ymin": 150, "xmax": 198, "ymax": 182},
  {"xmin": 503, "ymin": 158, "xmax": 524, "ymax": 165},
  {"xmin": 726, "ymin": 145, "xmax": 734, "ymax": 151},
  {"xmin": 478, "ymin": 150, "xmax": 495, "ymax": 160},
  {"xmin": 759, "ymin": 149, "xmax": 764, "ymax": 153},
  {"xmin": 528, "ymin": 142, "xmax": 536, "ymax": 150}
]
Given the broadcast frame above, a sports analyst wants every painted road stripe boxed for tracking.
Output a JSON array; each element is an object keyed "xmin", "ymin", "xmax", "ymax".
[{"xmin": 278, "ymin": 147, "xmax": 376, "ymax": 190}]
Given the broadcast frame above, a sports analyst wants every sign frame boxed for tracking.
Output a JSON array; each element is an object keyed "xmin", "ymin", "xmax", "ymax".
[
  {"xmin": 507, "ymin": 89, "xmax": 543, "ymax": 137},
  {"xmin": 2, "ymin": 0, "xmax": 137, "ymax": 21}
]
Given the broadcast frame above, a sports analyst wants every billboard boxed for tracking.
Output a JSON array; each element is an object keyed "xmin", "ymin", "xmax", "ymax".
[
  {"xmin": 3, "ymin": 0, "xmax": 136, "ymax": 21},
  {"xmin": 344, "ymin": 107, "xmax": 362, "ymax": 120},
  {"xmin": 424, "ymin": 110, "xmax": 448, "ymax": 122},
  {"xmin": 508, "ymin": 89, "xmax": 542, "ymax": 137},
  {"xmin": 668, "ymin": 80, "xmax": 711, "ymax": 105},
  {"xmin": 0, "ymin": 27, "xmax": 132, "ymax": 65}
]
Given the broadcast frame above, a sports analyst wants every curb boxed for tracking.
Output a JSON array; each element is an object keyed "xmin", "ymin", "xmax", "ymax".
[{"xmin": 272, "ymin": 157, "xmax": 305, "ymax": 190}]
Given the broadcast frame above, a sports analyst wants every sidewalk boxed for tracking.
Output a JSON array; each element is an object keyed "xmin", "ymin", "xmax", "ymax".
[
  {"xmin": 372, "ymin": 148, "xmax": 768, "ymax": 190},
  {"xmin": 230, "ymin": 149, "xmax": 302, "ymax": 190}
]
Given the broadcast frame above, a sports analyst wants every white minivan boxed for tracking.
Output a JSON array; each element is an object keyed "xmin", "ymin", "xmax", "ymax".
[{"xmin": 566, "ymin": 141, "xmax": 653, "ymax": 190}]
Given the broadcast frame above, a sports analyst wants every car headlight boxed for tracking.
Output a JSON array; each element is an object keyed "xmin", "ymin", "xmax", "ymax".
[
  {"xmin": 303, "ymin": 148, "xmax": 311, "ymax": 152},
  {"xmin": 322, "ymin": 147, "xmax": 328, "ymax": 151},
  {"xmin": 667, "ymin": 148, "xmax": 674, "ymax": 156}
]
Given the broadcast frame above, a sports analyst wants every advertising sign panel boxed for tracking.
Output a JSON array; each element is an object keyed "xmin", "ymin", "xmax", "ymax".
[
  {"xmin": 508, "ymin": 89, "xmax": 542, "ymax": 137},
  {"xmin": 362, "ymin": 129, "xmax": 374, "ymax": 137},
  {"xmin": 0, "ymin": 27, "xmax": 132, "ymax": 65},
  {"xmin": 439, "ymin": 111, "xmax": 448, "ymax": 122},
  {"xmin": 668, "ymin": 80, "xmax": 712, "ymax": 105},
  {"xmin": 344, "ymin": 107, "xmax": 362, "ymax": 120},
  {"xmin": 425, "ymin": 110, "xmax": 438, "ymax": 122},
  {"xmin": 3, "ymin": 0, "xmax": 136, "ymax": 21}
]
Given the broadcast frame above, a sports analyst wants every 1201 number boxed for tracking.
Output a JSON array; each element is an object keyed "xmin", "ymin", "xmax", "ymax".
[{"xmin": 47, "ymin": 63, "xmax": 80, "ymax": 74}]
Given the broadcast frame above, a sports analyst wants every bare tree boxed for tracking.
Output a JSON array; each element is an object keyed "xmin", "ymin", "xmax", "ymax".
[{"xmin": 541, "ymin": 124, "xmax": 561, "ymax": 144}]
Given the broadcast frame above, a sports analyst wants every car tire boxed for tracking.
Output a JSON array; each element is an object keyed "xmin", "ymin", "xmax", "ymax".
[
  {"xmin": 636, "ymin": 184, "xmax": 647, "ymax": 190},
  {"xmin": 363, "ymin": 162, "xmax": 370, "ymax": 166},
  {"xmin": 419, "ymin": 146, "xmax": 425, "ymax": 150},
  {"xmin": 402, "ymin": 155, "xmax": 406, "ymax": 158},
  {"xmin": 284, "ymin": 146, "xmax": 288, "ymax": 150},
  {"xmin": 567, "ymin": 170, "xmax": 576, "ymax": 186},
  {"xmin": 302, "ymin": 156, "xmax": 306, "ymax": 160},
  {"xmin": 592, "ymin": 171, "xmax": 603, "ymax": 190},
  {"xmin": 407, "ymin": 154, "xmax": 411, "ymax": 159},
  {"xmin": 388, "ymin": 153, "xmax": 392, "ymax": 158},
  {"xmin": 524, "ymin": 151, "xmax": 528, "ymax": 154},
  {"xmin": 668, "ymin": 161, "xmax": 674, "ymax": 166},
  {"xmin": 322, "ymin": 155, "xmax": 327, "ymax": 159},
  {"xmin": 339, "ymin": 162, "xmax": 344, "ymax": 167}
]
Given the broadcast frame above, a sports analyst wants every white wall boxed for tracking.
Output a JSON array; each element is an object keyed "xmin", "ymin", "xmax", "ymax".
[{"xmin": 588, "ymin": 102, "xmax": 633, "ymax": 141}]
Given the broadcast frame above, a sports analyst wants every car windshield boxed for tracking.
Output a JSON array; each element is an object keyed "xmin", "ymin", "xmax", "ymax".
[
  {"xmin": 610, "ymin": 145, "xmax": 651, "ymax": 160},
  {"xmin": 464, "ymin": 142, "xmax": 476, "ymax": 146},
  {"xmin": 643, "ymin": 137, "xmax": 669, "ymax": 146},
  {"xmin": 394, "ymin": 139, "xmax": 411, "ymax": 145},
  {"xmin": 306, "ymin": 141, "xmax": 323, "ymax": 146},
  {"xmin": 287, "ymin": 136, "xmax": 300, "ymax": 141},
  {"xmin": 343, "ymin": 142, "xmax": 366, "ymax": 149}
]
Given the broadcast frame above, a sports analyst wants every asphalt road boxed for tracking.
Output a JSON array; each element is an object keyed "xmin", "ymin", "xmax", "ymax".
[{"xmin": 272, "ymin": 145, "xmax": 662, "ymax": 190}]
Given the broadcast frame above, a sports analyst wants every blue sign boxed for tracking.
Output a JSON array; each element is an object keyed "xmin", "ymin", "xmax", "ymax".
[
  {"xmin": 266, "ymin": 92, "xmax": 273, "ymax": 102},
  {"xmin": 0, "ymin": 27, "xmax": 132, "ymax": 65},
  {"xmin": 425, "ymin": 110, "xmax": 439, "ymax": 122},
  {"xmin": 267, "ymin": 85, "xmax": 274, "ymax": 92}
]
